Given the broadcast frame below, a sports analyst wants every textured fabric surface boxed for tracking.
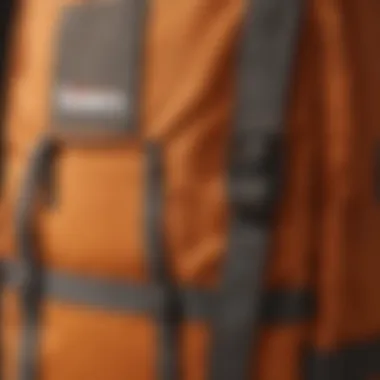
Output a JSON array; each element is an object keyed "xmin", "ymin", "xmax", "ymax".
[{"xmin": 0, "ymin": 0, "xmax": 379, "ymax": 379}]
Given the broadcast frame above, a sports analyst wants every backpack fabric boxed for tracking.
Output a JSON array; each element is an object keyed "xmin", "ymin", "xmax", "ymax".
[{"xmin": 0, "ymin": 1, "xmax": 380, "ymax": 380}]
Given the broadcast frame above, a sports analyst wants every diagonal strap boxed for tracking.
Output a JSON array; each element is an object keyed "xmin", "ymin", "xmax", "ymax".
[{"xmin": 209, "ymin": 1, "xmax": 305, "ymax": 379}]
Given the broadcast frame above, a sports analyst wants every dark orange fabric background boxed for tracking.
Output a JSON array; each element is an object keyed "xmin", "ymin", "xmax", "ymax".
[{"xmin": 0, "ymin": 0, "xmax": 379, "ymax": 379}]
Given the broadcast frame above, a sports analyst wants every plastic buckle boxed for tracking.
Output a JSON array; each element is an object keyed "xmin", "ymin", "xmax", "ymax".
[
  {"xmin": 230, "ymin": 173, "xmax": 276, "ymax": 224},
  {"xmin": 230, "ymin": 133, "xmax": 283, "ymax": 223}
]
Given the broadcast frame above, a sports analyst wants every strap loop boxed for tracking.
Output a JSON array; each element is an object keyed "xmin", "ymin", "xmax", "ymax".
[{"xmin": 15, "ymin": 136, "xmax": 57, "ymax": 380}]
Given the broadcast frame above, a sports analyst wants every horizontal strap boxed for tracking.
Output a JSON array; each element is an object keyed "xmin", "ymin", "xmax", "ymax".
[
  {"xmin": 306, "ymin": 338, "xmax": 380, "ymax": 380},
  {"xmin": 1, "ymin": 260, "xmax": 314, "ymax": 323}
]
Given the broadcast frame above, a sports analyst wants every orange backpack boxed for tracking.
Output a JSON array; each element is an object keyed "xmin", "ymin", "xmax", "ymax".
[{"xmin": 0, "ymin": 1, "xmax": 380, "ymax": 380}]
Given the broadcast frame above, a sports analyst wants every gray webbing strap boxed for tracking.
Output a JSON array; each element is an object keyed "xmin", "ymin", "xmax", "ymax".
[
  {"xmin": 145, "ymin": 143, "xmax": 179, "ymax": 380},
  {"xmin": 2, "ymin": 259, "xmax": 314, "ymax": 323},
  {"xmin": 15, "ymin": 137, "xmax": 57, "ymax": 380},
  {"xmin": 209, "ymin": 1, "xmax": 304, "ymax": 379}
]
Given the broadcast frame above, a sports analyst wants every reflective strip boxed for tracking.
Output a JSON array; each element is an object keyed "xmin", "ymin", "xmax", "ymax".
[
  {"xmin": 306, "ymin": 339, "xmax": 380, "ymax": 380},
  {"xmin": 209, "ymin": 1, "xmax": 305, "ymax": 379},
  {"xmin": 1, "ymin": 259, "xmax": 314, "ymax": 323}
]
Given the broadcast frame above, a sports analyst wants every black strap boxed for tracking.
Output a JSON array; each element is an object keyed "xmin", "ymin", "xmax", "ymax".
[
  {"xmin": 145, "ymin": 143, "xmax": 179, "ymax": 380},
  {"xmin": 209, "ymin": 1, "xmax": 304, "ymax": 379}
]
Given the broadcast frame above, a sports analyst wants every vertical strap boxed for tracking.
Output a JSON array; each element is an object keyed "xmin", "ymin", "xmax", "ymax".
[
  {"xmin": 145, "ymin": 143, "xmax": 179, "ymax": 380},
  {"xmin": 15, "ymin": 137, "xmax": 57, "ymax": 380},
  {"xmin": 209, "ymin": 1, "xmax": 304, "ymax": 380}
]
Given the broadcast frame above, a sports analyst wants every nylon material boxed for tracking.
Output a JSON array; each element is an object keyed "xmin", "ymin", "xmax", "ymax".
[
  {"xmin": 51, "ymin": 0, "xmax": 147, "ymax": 138},
  {"xmin": 209, "ymin": 0, "xmax": 305, "ymax": 378},
  {"xmin": 0, "ymin": 1, "xmax": 379, "ymax": 379},
  {"xmin": 13, "ymin": 137, "xmax": 57, "ymax": 380},
  {"xmin": 142, "ymin": 0, "xmax": 242, "ymax": 139},
  {"xmin": 180, "ymin": 323, "xmax": 210, "ymax": 380},
  {"xmin": 313, "ymin": 0, "xmax": 354, "ymax": 351},
  {"xmin": 0, "ymin": 0, "xmax": 60, "ymax": 258},
  {"xmin": 38, "ymin": 303, "xmax": 155, "ymax": 380},
  {"xmin": 264, "ymin": 0, "xmax": 321, "ymax": 290},
  {"xmin": 1, "ymin": 290, "xmax": 314, "ymax": 380},
  {"xmin": 182, "ymin": 325, "xmax": 312, "ymax": 380},
  {"xmin": 0, "ymin": 0, "xmax": 17, "ymax": 198},
  {"xmin": 145, "ymin": 143, "xmax": 166, "ymax": 283},
  {"xmin": 1, "ymin": 0, "xmax": 241, "ymax": 287},
  {"xmin": 306, "ymin": 338, "xmax": 380, "ymax": 380},
  {"xmin": 340, "ymin": 0, "xmax": 380, "ymax": 345},
  {"xmin": 236, "ymin": 0, "xmax": 303, "ymax": 130},
  {"xmin": 1, "ymin": 290, "xmax": 21, "ymax": 380},
  {"xmin": 0, "ymin": 199, "xmax": 15, "ymax": 255},
  {"xmin": 5, "ymin": 0, "xmax": 58, "ymax": 148},
  {"xmin": 38, "ymin": 145, "xmax": 147, "ymax": 281},
  {"xmin": 1, "ymin": 260, "xmax": 315, "ymax": 323},
  {"xmin": 0, "ymin": 0, "xmax": 319, "ymax": 297},
  {"xmin": 142, "ymin": 0, "xmax": 241, "ymax": 285},
  {"xmin": 257, "ymin": 325, "xmax": 310, "ymax": 380},
  {"xmin": 0, "ymin": 0, "xmax": 150, "ymax": 279},
  {"xmin": 144, "ymin": 143, "xmax": 179, "ymax": 380},
  {"xmin": 0, "ymin": 297, "xmax": 210, "ymax": 380}
]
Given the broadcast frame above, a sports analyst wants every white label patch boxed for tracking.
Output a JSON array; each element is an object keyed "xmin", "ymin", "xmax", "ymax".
[
  {"xmin": 55, "ymin": 85, "xmax": 129, "ymax": 118},
  {"xmin": 51, "ymin": 0, "xmax": 147, "ymax": 137}
]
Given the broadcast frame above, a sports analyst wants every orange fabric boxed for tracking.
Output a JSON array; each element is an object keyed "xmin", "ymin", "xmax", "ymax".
[
  {"xmin": 257, "ymin": 325, "xmax": 310, "ymax": 380},
  {"xmin": 0, "ymin": 1, "xmax": 243, "ymax": 379},
  {"xmin": 312, "ymin": 0, "xmax": 353, "ymax": 351},
  {"xmin": 0, "ymin": 0, "xmax": 380, "ymax": 379},
  {"xmin": 310, "ymin": 0, "xmax": 380, "ymax": 352},
  {"xmin": 341, "ymin": 0, "xmax": 380, "ymax": 344},
  {"xmin": 1, "ymin": 290, "xmax": 20, "ymax": 380}
]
